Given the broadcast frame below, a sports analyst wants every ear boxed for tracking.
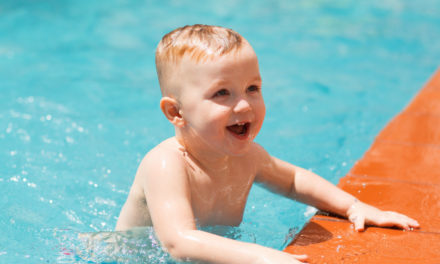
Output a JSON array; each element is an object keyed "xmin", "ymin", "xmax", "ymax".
[{"xmin": 160, "ymin": 97, "xmax": 185, "ymax": 127}]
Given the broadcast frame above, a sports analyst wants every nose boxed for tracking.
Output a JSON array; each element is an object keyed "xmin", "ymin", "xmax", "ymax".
[{"xmin": 233, "ymin": 98, "xmax": 251, "ymax": 113}]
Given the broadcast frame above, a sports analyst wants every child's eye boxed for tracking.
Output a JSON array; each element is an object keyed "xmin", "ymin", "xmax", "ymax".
[
  {"xmin": 213, "ymin": 89, "xmax": 230, "ymax": 98},
  {"xmin": 247, "ymin": 85, "xmax": 260, "ymax": 93}
]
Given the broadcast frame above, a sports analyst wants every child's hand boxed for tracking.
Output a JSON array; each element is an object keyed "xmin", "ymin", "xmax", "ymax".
[{"xmin": 346, "ymin": 200, "xmax": 420, "ymax": 232}]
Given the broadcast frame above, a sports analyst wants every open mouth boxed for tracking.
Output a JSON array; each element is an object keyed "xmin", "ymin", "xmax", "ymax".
[{"xmin": 226, "ymin": 122, "xmax": 250, "ymax": 139}]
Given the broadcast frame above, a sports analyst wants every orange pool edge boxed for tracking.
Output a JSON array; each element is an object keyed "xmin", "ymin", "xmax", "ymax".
[{"xmin": 284, "ymin": 69, "xmax": 440, "ymax": 263}]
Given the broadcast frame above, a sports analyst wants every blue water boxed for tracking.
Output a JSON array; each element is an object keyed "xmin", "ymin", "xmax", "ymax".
[{"xmin": 1, "ymin": 0, "xmax": 440, "ymax": 263}]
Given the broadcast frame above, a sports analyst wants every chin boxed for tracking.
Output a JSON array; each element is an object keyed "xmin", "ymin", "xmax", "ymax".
[{"xmin": 225, "ymin": 144, "xmax": 253, "ymax": 157}]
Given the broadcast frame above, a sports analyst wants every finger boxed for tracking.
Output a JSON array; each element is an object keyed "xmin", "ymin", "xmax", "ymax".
[
  {"xmin": 398, "ymin": 218, "xmax": 419, "ymax": 230},
  {"xmin": 403, "ymin": 215, "xmax": 420, "ymax": 228},
  {"xmin": 399, "ymin": 222, "xmax": 410, "ymax": 231},
  {"xmin": 291, "ymin": 254, "xmax": 308, "ymax": 261},
  {"xmin": 350, "ymin": 214, "xmax": 365, "ymax": 232},
  {"xmin": 409, "ymin": 219, "xmax": 420, "ymax": 228},
  {"xmin": 376, "ymin": 212, "xmax": 420, "ymax": 230}
]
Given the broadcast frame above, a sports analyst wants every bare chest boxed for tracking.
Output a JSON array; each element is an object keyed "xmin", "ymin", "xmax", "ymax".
[{"xmin": 187, "ymin": 166, "xmax": 255, "ymax": 226}]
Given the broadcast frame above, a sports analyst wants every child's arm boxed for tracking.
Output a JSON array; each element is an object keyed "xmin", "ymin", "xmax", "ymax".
[
  {"xmin": 255, "ymin": 147, "xmax": 419, "ymax": 231},
  {"xmin": 142, "ymin": 149, "xmax": 308, "ymax": 264}
]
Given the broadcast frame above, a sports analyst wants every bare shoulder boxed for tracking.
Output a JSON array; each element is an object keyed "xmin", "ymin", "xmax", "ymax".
[
  {"xmin": 248, "ymin": 142, "xmax": 269, "ymax": 156},
  {"xmin": 135, "ymin": 137, "xmax": 187, "ymax": 183},
  {"xmin": 250, "ymin": 142, "xmax": 298, "ymax": 196},
  {"xmin": 115, "ymin": 137, "xmax": 188, "ymax": 230},
  {"xmin": 247, "ymin": 142, "xmax": 272, "ymax": 166},
  {"xmin": 249, "ymin": 142, "xmax": 281, "ymax": 182},
  {"xmin": 139, "ymin": 137, "xmax": 185, "ymax": 168}
]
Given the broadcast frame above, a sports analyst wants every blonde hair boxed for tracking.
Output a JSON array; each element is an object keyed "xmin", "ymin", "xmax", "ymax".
[{"xmin": 155, "ymin": 24, "xmax": 244, "ymax": 95}]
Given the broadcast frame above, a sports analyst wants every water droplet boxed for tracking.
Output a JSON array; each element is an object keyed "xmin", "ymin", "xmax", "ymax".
[
  {"xmin": 302, "ymin": 105, "xmax": 309, "ymax": 112},
  {"xmin": 6, "ymin": 123, "xmax": 12, "ymax": 133},
  {"xmin": 336, "ymin": 245, "xmax": 343, "ymax": 252},
  {"xmin": 10, "ymin": 176, "xmax": 19, "ymax": 182},
  {"xmin": 42, "ymin": 135, "xmax": 52, "ymax": 144}
]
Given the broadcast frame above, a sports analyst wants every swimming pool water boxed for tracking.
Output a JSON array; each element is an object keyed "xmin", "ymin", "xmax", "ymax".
[{"xmin": 1, "ymin": 0, "xmax": 440, "ymax": 263}]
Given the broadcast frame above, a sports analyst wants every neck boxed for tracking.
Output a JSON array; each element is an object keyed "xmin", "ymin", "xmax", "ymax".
[{"xmin": 175, "ymin": 130, "xmax": 230, "ymax": 173}]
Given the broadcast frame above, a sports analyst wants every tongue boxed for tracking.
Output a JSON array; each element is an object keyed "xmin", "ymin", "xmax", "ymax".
[{"xmin": 227, "ymin": 124, "xmax": 245, "ymax": 135}]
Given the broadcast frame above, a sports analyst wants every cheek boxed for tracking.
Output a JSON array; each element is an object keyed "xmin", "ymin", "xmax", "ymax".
[
  {"xmin": 253, "ymin": 101, "xmax": 266, "ymax": 136},
  {"xmin": 255, "ymin": 100, "xmax": 266, "ymax": 122},
  {"xmin": 208, "ymin": 105, "xmax": 231, "ymax": 127},
  {"xmin": 261, "ymin": 101, "xmax": 266, "ymax": 119},
  {"xmin": 188, "ymin": 104, "xmax": 230, "ymax": 130}
]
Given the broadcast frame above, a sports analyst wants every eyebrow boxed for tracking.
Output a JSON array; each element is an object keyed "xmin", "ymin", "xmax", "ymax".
[
  {"xmin": 208, "ymin": 79, "xmax": 228, "ymax": 89},
  {"xmin": 207, "ymin": 75, "xmax": 262, "ymax": 90},
  {"xmin": 249, "ymin": 76, "xmax": 262, "ymax": 85},
  {"xmin": 252, "ymin": 76, "xmax": 262, "ymax": 82}
]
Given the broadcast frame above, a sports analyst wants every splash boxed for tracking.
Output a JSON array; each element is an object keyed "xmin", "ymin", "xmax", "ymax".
[{"xmin": 54, "ymin": 227, "xmax": 175, "ymax": 263}]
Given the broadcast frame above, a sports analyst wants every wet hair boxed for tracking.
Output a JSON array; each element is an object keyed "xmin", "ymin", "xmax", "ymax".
[{"xmin": 155, "ymin": 24, "xmax": 244, "ymax": 94}]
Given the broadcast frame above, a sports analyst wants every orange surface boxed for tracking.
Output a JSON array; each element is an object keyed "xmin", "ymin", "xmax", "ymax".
[{"xmin": 284, "ymin": 69, "xmax": 440, "ymax": 263}]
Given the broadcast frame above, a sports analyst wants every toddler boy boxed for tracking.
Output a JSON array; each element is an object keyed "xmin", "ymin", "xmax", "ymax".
[{"xmin": 116, "ymin": 24, "xmax": 419, "ymax": 264}]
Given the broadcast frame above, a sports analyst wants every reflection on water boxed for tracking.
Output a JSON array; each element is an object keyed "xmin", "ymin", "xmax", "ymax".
[
  {"xmin": 56, "ymin": 227, "xmax": 172, "ymax": 263},
  {"xmin": 53, "ymin": 224, "xmax": 297, "ymax": 263}
]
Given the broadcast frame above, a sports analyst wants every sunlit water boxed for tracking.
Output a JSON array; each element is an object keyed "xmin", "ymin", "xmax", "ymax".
[{"xmin": 1, "ymin": 0, "xmax": 440, "ymax": 263}]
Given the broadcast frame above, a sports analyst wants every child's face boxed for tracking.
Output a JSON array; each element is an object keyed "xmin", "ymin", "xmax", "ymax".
[{"xmin": 173, "ymin": 43, "xmax": 265, "ymax": 156}]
